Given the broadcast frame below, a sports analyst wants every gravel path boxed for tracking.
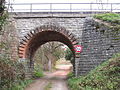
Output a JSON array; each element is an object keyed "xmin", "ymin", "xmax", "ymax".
[
  {"xmin": 25, "ymin": 65, "xmax": 71, "ymax": 90},
  {"xmin": 51, "ymin": 78, "xmax": 68, "ymax": 90},
  {"xmin": 25, "ymin": 78, "xmax": 49, "ymax": 90}
]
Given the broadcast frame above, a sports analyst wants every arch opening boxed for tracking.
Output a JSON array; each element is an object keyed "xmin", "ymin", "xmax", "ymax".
[
  {"xmin": 18, "ymin": 25, "xmax": 79, "ymax": 75},
  {"xmin": 34, "ymin": 41, "xmax": 74, "ymax": 72},
  {"xmin": 26, "ymin": 31, "xmax": 75, "ymax": 60}
]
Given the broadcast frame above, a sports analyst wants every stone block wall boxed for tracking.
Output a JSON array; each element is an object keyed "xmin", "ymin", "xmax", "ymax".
[
  {"xmin": 10, "ymin": 12, "xmax": 120, "ymax": 76},
  {"xmin": 15, "ymin": 17, "xmax": 84, "ymax": 43},
  {"xmin": 78, "ymin": 17, "xmax": 120, "ymax": 76}
]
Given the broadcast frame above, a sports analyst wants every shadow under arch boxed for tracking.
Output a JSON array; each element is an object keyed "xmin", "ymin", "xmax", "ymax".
[{"xmin": 18, "ymin": 25, "xmax": 80, "ymax": 74}]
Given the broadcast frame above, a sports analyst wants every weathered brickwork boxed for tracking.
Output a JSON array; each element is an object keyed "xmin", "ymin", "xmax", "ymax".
[
  {"xmin": 15, "ymin": 17, "xmax": 84, "ymax": 43},
  {"xmin": 8, "ymin": 12, "xmax": 120, "ymax": 76},
  {"xmin": 78, "ymin": 17, "xmax": 120, "ymax": 75}
]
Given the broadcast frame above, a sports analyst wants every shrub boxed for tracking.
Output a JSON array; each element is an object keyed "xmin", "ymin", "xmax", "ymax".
[
  {"xmin": 10, "ymin": 79, "xmax": 33, "ymax": 90},
  {"xmin": 33, "ymin": 64, "xmax": 44, "ymax": 78},
  {"xmin": 67, "ymin": 72, "xmax": 75, "ymax": 79},
  {"xmin": 65, "ymin": 48, "xmax": 74, "ymax": 64}
]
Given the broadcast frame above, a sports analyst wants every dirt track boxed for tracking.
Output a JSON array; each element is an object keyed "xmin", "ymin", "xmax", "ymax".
[{"xmin": 25, "ymin": 65, "xmax": 71, "ymax": 90}]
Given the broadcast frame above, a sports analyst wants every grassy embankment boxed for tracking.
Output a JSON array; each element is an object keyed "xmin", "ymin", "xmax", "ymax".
[{"xmin": 68, "ymin": 53, "xmax": 120, "ymax": 90}]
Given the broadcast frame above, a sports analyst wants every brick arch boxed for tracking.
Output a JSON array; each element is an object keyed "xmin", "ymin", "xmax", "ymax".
[{"xmin": 18, "ymin": 25, "xmax": 79, "ymax": 60}]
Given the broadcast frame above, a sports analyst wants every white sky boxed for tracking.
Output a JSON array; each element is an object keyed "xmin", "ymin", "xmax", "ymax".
[
  {"xmin": 7, "ymin": 0, "xmax": 120, "ymax": 3},
  {"xmin": 6, "ymin": 0, "xmax": 120, "ymax": 12}
]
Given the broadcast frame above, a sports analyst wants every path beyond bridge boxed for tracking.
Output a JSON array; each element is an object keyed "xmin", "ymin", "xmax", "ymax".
[{"xmin": 25, "ymin": 63, "xmax": 71, "ymax": 90}]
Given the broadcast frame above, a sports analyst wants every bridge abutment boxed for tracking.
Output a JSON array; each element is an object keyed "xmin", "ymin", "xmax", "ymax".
[{"xmin": 78, "ymin": 17, "xmax": 120, "ymax": 75}]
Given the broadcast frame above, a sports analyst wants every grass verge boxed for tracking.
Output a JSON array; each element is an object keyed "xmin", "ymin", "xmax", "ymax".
[
  {"xmin": 10, "ymin": 79, "xmax": 33, "ymax": 90},
  {"xmin": 33, "ymin": 64, "xmax": 44, "ymax": 78},
  {"xmin": 68, "ymin": 53, "xmax": 120, "ymax": 90},
  {"xmin": 94, "ymin": 13, "xmax": 120, "ymax": 25}
]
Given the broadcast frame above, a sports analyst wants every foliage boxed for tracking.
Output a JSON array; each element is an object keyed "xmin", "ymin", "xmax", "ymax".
[
  {"xmin": 68, "ymin": 53, "xmax": 120, "ymax": 90},
  {"xmin": 0, "ymin": 33, "xmax": 30, "ymax": 90},
  {"xmin": 0, "ymin": 41, "xmax": 14, "ymax": 89},
  {"xmin": 0, "ymin": 0, "xmax": 8, "ymax": 33},
  {"xmin": 0, "ymin": 50, "xmax": 27, "ymax": 89},
  {"xmin": 34, "ymin": 42, "xmax": 65, "ymax": 71},
  {"xmin": 65, "ymin": 48, "xmax": 74, "ymax": 64},
  {"xmin": 10, "ymin": 79, "xmax": 33, "ymax": 90},
  {"xmin": 67, "ymin": 72, "xmax": 75, "ymax": 79},
  {"xmin": 0, "ymin": 1, "xmax": 31, "ymax": 89},
  {"xmin": 94, "ymin": 13, "xmax": 120, "ymax": 25},
  {"xmin": 0, "ymin": 37, "xmax": 27, "ymax": 89},
  {"xmin": 1, "ymin": 39, "xmax": 31, "ymax": 89},
  {"xmin": 33, "ymin": 64, "xmax": 44, "ymax": 78},
  {"xmin": 53, "ymin": 48, "xmax": 64, "ymax": 60},
  {"xmin": 0, "ymin": 19, "xmax": 26, "ymax": 89},
  {"xmin": 0, "ymin": 12, "xmax": 8, "ymax": 32}
]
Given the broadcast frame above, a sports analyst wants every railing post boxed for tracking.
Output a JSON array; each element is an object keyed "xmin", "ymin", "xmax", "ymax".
[
  {"xmin": 70, "ymin": 3, "xmax": 72, "ymax": 12},
  {"xmin": 111, "ymin": 3, "xmax": 113, "ymax": 12},
  {"xmin": 50, "ymin": 3, "xmax": 52, "ymax": 12},
  {"xmin": 30, "ymin": 4, "xmax": 32, "ymax": 12},
  {"xmin": 90, "ymin": 3, "xmax": 92, "ymax": 14},
  {"xmin": 10, "ymin": 3, "xmax": 13, "ymax": 12}
]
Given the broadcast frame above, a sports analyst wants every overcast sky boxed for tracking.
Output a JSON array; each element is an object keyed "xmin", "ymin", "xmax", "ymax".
[
  {"xmin": 7, "ymin": 0, "xmax": 120, "ymax": 3},
  {"xmin": 6, "ymin": 0, "xmax": 120, "ymax": 12}
]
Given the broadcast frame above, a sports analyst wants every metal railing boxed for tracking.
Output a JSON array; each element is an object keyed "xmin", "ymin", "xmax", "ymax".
[{"xmin": 6, "ymin": 3, "xmax": 120, "ymax": 12}]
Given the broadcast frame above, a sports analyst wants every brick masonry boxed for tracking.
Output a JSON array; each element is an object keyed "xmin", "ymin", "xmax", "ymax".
[
  {"xmin": 9, "ymin": 12, "xmax": 120, "ymax": 76},
  {"xmin": 79, "ymin": 17, "xmax": 120, "ymax": 75}
]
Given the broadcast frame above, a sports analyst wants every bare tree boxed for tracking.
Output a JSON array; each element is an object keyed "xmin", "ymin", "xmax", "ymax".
[{"xmin": 34, "ymin": 42, "xmax": 65, "ymax": 71}]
